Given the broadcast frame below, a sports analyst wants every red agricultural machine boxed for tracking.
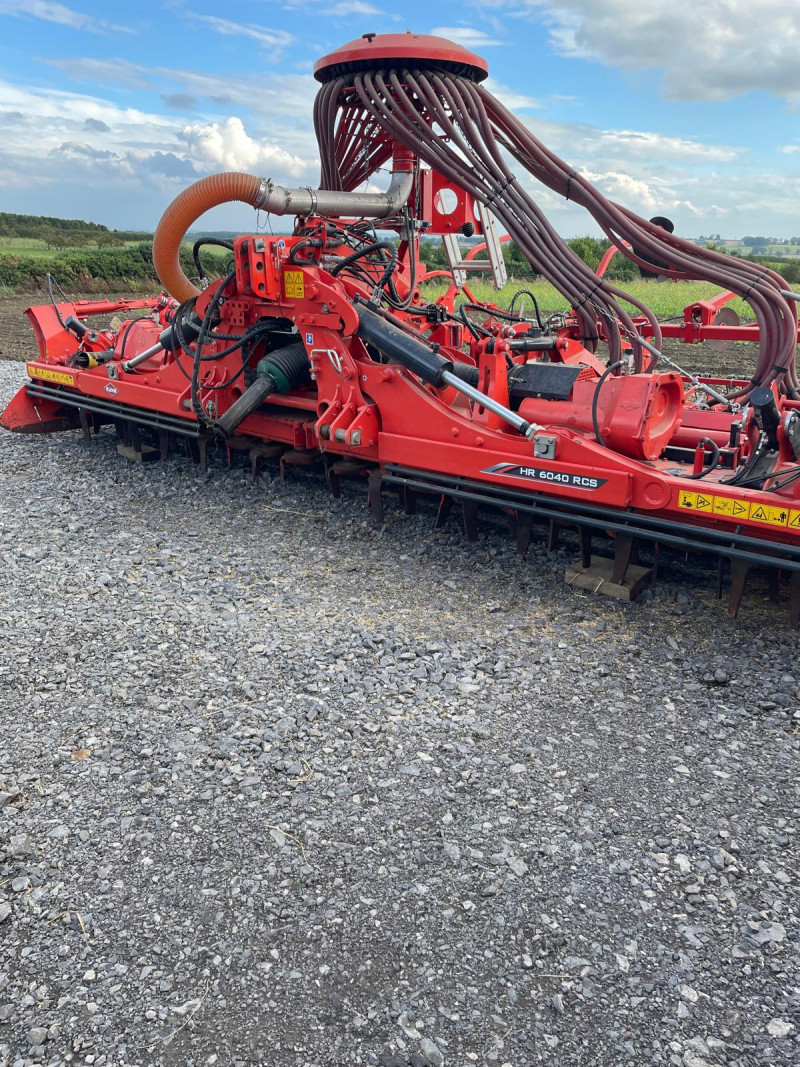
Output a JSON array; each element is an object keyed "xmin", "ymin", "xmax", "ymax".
[{"xmin": 3, "ymin": 32, "xmax": 800, "ymax": 623}]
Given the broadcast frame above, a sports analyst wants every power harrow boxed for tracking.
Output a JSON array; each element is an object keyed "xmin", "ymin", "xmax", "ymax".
[{"xmin": 3, "ymin": 32, "xmax": 800, "ymax": 624}]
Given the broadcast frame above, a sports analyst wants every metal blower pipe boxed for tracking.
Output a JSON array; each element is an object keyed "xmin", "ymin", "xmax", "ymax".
[
  {"xmin": 151, "ymin": 154, "xmax": 414, "ymax": 304},
  {"xmin": 253, "ymin": 165, "xmax": 414, "ymax": 220}
]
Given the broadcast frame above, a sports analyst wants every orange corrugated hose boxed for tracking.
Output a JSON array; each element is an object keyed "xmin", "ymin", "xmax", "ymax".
[{"xmin": 152, "ymin": 172, "xmax": 263, "ymax": 303}]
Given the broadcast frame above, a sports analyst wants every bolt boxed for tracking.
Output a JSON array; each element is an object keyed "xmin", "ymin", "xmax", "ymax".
[
  {"xmin": 350, "ymin": 430, "xmax": 362, "ymax": 446},
  {"xmin": 319, "ymin": 423, "xmax": 330, "ymax": 439}
]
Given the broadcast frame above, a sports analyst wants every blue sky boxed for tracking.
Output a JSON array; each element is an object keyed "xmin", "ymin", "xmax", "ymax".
[{"xmin": 0, "ymin": 0, "xmax": 798, "ymax": 236}]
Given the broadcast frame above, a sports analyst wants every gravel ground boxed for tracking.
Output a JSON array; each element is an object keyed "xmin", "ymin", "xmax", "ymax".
[{"xmin": 0, "ymin": 359, "xmax": 798, "ymax": 1067}]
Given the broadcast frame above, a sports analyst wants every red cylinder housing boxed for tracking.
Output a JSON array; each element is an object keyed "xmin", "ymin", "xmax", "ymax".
[{"xmin": 518, "ymin": 372, "xmax": 684, "ymax": 460}]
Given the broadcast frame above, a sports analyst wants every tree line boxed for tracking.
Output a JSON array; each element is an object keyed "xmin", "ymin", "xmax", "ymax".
[{"xmin": 0, "ymin": 212, "xmax": 148, "ymax": 248}]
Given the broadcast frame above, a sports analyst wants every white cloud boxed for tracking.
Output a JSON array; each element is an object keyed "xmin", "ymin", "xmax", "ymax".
[
  {"xmin": 523, "ymin": 116, "xmax": 740, "ymax": 165},
  {"xmin": 506, "ymin": 115, "xmax": 751, "ymax": 234},
  {"xmin": 484, "ymin": 77, "xmax": 542, "ymax": 111},
  {"xmin": 578, "ymin": 167, "xmax": 699, "ymax": 216},
  {"xmin": 0, "ymin": 79, "xmax": 176, "ymax": 143},
  {"xmin": 0, "ymin": 0, "xmax": 134, "ymax": 36},
  {"xmin": 430, "ymin": 26, "xmax": 504, "ymax": 48},
  {"xmin": 514, "ymin": 1, "xmax": 800, "ymax": 104},
  {"xmin": 323, "ymin": 1, "xmax": 383, "ymax": 14},
  {"xmin": 0, "ymin": 80, "xmax": 318, "ymax": 227},
  {"xmin": 515, "ymin": 165, "xmax": 800, "ymax": 238},
  {"xmin": 190, "ymin": 16, "xmax": 293, "ymax": 54},
  {"xmin": 42, "ymin": 58, "xmax": 319, "ymax": 123},
  {"xmin": 779, "ymin": 144, "xmax": 800, "ymax": 155},
  {"xmin": 180, "ymin": 117, "xmax": 310, "ymax": 175}
]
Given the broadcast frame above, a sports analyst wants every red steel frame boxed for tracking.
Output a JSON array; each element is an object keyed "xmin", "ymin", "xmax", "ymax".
[{"xmin": 2, "ymin": 163, "xmax": 800, "ymax": 614}]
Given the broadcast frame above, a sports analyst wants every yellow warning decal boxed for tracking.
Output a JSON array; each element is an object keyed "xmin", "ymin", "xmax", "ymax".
[
  {"xmin": 713, "ymin": 496, "xmax": 748, "ymax": 519},
  {"xmin": 678, "ymin": 490, "xmax": 792, "ymax": 528},
  {"xmin": 28, "ymin": 366, "xmax": 76, "ymax": 386},
  {"xmin": 748, "ymin": 502, "xmax": 790, "ymax": 528},
  {"xmin": 284, "ymin": 270, "xmax": 305, "ymax": 299},
  {"xmin": 677, "ymin": 490, "xmax": 697, "ymax": 510},
  {"xmin": 678, "ymin": 490, "xmax": 715, "ymax": 512}
]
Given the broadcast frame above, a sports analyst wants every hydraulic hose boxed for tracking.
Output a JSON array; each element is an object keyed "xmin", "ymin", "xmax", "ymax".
[{"xmin": 686, "ymin": 437, "xmax": 721, "ymax": 480}]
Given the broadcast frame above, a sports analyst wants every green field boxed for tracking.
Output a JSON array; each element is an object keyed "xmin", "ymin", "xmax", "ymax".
[
  {"xmin": 0, "ymin": 237, "xmax": 151, "ymax": 258},
  {"xmin": 423, "ymin": 277, "xmax": 756, "ymax": 322},
  {"xmin": 0, "ymin": 228, "xmax": 762, "ymax": 320}
]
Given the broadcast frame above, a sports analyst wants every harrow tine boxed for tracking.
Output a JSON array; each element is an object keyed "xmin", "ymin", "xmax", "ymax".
[
  {"xmin": 516, "ymin": 510, "xmax": 533, "ymax": 556},
  {"xmin": 367, "ymin": 469, "xmax": 384, "ymax": 521},
  {"xmin": 435, "ymin": 494, "xmax": 453, "ymax": 529},
  {"xmin": 249, "ymin": 443, "xmax": 286, "ymax": 482},
  {"xmin": 612, "ymin": 533, "xmax": 636, "ymax": 585},
  {"xmin": 462, "ymin": 499, "xmax": 479, "ymax": 542},
  {"xmin": 403, "ymin": 486, "xmax": 417, "ymax": 515},
  {"xmin": 547, "ymin": 518, "xmax": 592, "ymax": 567},
  {"xmin": 767, "ymin": 569, "xmax": 780, "ymax": 603},
  {"xmin": 279, "ymin": 448, "xmax": 322, "ymax": 484},
  {"xmin": 128, "ymin": 421, "xmax": 143, "ymax": 454},
  {"xmin": 78, "ymin": 408, "xmax": 92, "ymax": 443},
  {"xmin": 327, "ymin": 460, "xmax": 341, "ymax": 498},
  {"xmin": 158, "ymin": 430, "xmax": 170, "ymax": 461},
  {"xmin": 727, "ymin": 558, "xmax": 751, "ymax": 619},
  {"xmin": 197, "ymin": 436, "xmax": 209, "ymax": 473}
]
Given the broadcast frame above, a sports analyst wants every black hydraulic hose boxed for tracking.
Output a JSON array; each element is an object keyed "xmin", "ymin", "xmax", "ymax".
[
  {"xmin": 591, "ymin": 361, "xmax": 626, "ymax": 448},
  {"xmin": 289, "ymin": 235, "xmax": 323, "ymax": 264},
  {"xmin": 191, "ymin": 271, "xmax": 236, "ymax": 425},
  {"xmin": 46, "ymin": 273, "xmax": 68, "ymax": 330},
  {"xmin": 507, "ymin": 288, "xmax": 544, "ymax": 330},
  {"xmin": 686, "ymin": 437, "xmax": 722, "ymax": 480},
  {"xmin": 329, "ymin": 240, "xmax": 398, "ymax": 291},
  {"xmin": 119, "ymin": 319, "xmax": 137, "ymax": 361},
  {"xmin": 192, "ymin": 238, "xmax": 235, "ymax": 279},
  {"xmin": 459, "ymin": 305, "xmax": 491, "ymax": 340}
]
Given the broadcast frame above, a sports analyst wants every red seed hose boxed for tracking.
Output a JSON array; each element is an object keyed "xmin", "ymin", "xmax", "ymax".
[{"xmin": 315, "ymin": 68, "xmax": 797, "ymax": 397}]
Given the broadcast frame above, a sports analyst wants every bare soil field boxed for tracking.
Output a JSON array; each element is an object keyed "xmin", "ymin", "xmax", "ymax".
[{"xmin": 0, "ymin": 291, "xmax": 760, "ymax": 380}]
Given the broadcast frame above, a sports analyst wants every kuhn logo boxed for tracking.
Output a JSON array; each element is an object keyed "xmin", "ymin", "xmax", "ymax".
[{"xmin": 104, "ymin": 383, "xmax": 119, "ymax": 397}]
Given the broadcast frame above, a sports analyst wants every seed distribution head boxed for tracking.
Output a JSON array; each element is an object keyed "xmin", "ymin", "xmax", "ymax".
[{"xmin": 313, "ymin": 31, "xmax": 489, "ymax": 84}]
